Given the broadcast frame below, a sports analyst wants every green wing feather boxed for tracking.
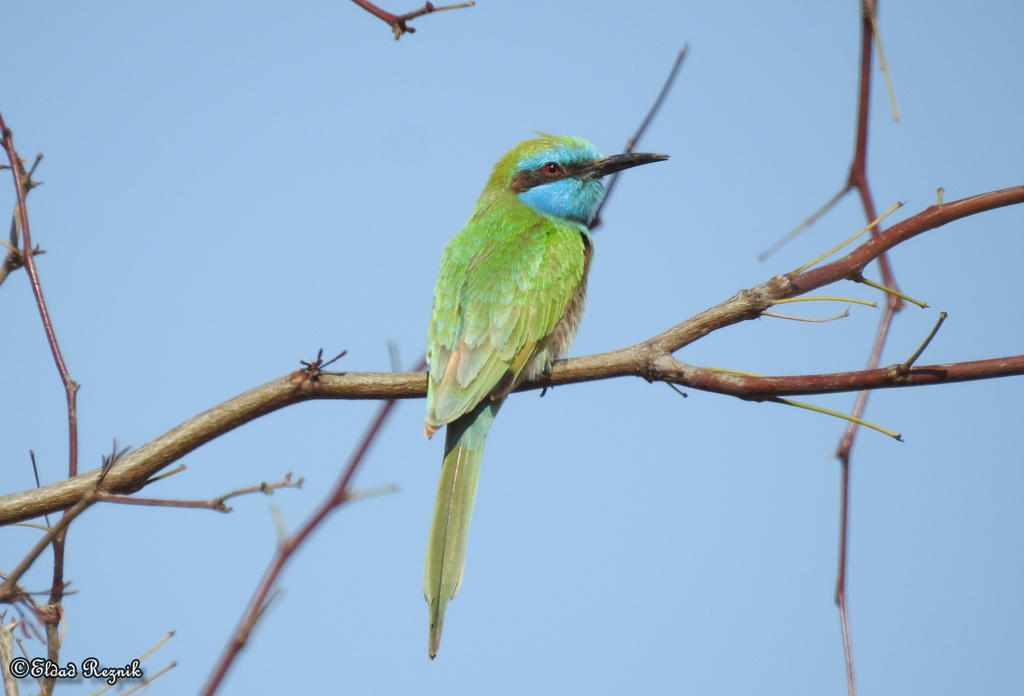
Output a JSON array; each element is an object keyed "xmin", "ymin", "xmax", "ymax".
[
  {"xmin": 426, "ymin": 200, "xmax": 586, "ymax": 430},
  {"xmin": 423, "ymin": 197, "xmax": 586, "ymax": 658}
]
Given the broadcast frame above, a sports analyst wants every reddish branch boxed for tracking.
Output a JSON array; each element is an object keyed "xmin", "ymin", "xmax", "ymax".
[
  {"xmin": 100, "ymin": 473, "xmax": 303, "ymax": 512},
  {"xmin": 592, "ymin": 45, "xmax": 688, "ymax": 230},
  {"xmin": 0, "ymin": 185, "xmax": 1020, "ymax": 530},
  {"xmin": 0, "ymin": 153, "xmax": 44, "ymax": 290},
  {"xmin": 1, "ymin": 110, "xmax": 80, "ymax": 696},
  {"xmin": 350, "ymin": 0, "xmax": 475, "ymax": 40},
  {"xmin": 0, "ymin": 461, "xmax": 115, "ymax": 604},
  {"xmin": 834, "ymin": 3, "xmax": 896, "ymax": 691},
  {"xmin": 848, "ymin": 0, "xmax": 899, "ymax": 296},
  {"xmin": 1, "ymin": 18, "xmax": 1021, "ymax": 689},
  {"xmin": 198, "ymin": 358, "xmax": 416, "ymax": 696},
  {"xmin": 0, "ymin": 118, "xmax": 78, "ymax": 480}
]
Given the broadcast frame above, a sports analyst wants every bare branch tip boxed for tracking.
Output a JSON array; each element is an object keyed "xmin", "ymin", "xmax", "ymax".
[
  {"xmin": 591, "ymin": 43, "xmax": 686, "ymax": 228},
  {"xmin": 666, "ymin": 382, "xmax": 688, "ymax": 398}
]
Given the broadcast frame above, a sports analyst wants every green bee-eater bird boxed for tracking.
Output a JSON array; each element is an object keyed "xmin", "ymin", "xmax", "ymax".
[{"xmin": 424, "ymin": 134, "xmax": 667, "ymax": 658}]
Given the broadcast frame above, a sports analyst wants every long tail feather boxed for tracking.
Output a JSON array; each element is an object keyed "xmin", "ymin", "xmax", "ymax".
[{"xmin": 425, "ymin": 400, "xmax": 501, "ymax": 659}]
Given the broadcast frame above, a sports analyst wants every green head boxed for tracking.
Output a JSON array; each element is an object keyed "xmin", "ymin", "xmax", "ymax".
[{"xmin": 487, "ymin": 134, "xmax": 668, "ymax": 224}]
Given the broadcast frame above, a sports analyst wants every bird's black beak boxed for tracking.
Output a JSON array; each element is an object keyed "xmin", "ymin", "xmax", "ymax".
[{"xmin": 584, "ymin": 152, "xmax": 669, "ymax": 179}]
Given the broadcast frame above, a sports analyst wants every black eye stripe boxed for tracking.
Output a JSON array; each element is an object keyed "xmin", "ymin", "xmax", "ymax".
[
  {"xmin": 510, "ymin": 162, "xmax": 584, "ymax": 192},
  {"xmin": 509, "ymin": 161, "xmax": 585, "ymax": 191}
]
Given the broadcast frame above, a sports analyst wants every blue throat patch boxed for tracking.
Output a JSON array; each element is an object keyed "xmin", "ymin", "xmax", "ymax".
[
  {"xmin": 517, "ymin": 178, "xmax": 606, "ymax": 225},
  {"xmin": 515, "ymin": 138, "xmax": 607, "ymax": 224}
]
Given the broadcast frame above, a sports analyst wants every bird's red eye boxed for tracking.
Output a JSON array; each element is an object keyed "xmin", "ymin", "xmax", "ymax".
[{"xmin": 544, "ymin": 162, "xmax": 561, "ymax": 175}]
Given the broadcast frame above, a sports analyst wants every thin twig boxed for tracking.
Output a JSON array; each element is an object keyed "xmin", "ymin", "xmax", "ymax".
[
  {"xmin": 1, "ymin": 618, "xmax": 18, "ymax": 696},
  {"xmin": 761, "ymin": 307, "xmax": 850, "ymax": 322},
  {"xmin": 0, "ymin": 496, "xmax": 91, "ymax": 604},
  {"xmin": 113, "ymin": 661, "xmax": 177, "ymax": 696},
  {"xmin": 99, "ymin": 474, "xmax": 303, "ymax": 513},
  {"xmin": 591, "ymin": 45, "xmax": 688, "ymax": 229},
  {"xmin": 387, "ymin": 340, "xmax": 402, "ymax": 372},
  {"xmin": 0, "ymin": 116, "xmax": 79, "ymax": 694},
  {"xmin": 770, "ymin": 397, "xmax": 901, "ymax": 440},
  {"xmin": 199, "ymin": 357, "xmax": 426, "ymax": 696},
  {"xmin": 0, "ymin": 461, "xmax": 113, "ymax": 606},
  {"xmin": 349, "ymin": 0, "xmax": 475, "ymax": 40},
  {"xmin": 902, "ymin": 312, "xmax": 947, "ymax": 370},
  {"xmin": 773, "ymin": 296, "xmax": 877, "ymax": 308},
  {"xmin": 848, "ymin": 0, "xmax": 900, "ymax": 298},
  {"xmin": 759, "ymin": 185, "xmax": 850, "ymax": 261},
  {"xmin": 832, "ymin": 5, "xmax": 896, "ymax": 690},
  {"xmin": 0, "ymin": 153, "xmax": 43, "ymax": 291},
  {"xmin": 29, "ymin": 452, "xmax": 51, "ymax": 529},
  {"xmin": 0, "ymin": 185, "xmax": 1021, "ymax": 528},
  {"xmin": 868, "ymin": 9, "xmax": 900, "ymax": 122},
  {"xmin": 791, "ymin": 201, "xmax": 903, "ymax": 275},
  {"xmin": 0, "ymin": 115, "xmax": 79, "ymax": 481},
  {"xmin": 85, "ymin": 632, "xmax": 174, "ymax": 696},
  {"xmin": 147, "ymin": 464, "xmax": 186, "ymax": 483},
  {"xmin": 852, "ymin": 275, "xmax": 926, "ymax": 308}
]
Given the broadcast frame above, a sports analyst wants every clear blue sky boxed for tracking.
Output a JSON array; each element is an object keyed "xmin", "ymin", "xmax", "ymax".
[{"xmin": 2, "ymin": 1, "xmax": 1022, "ymax": 694}]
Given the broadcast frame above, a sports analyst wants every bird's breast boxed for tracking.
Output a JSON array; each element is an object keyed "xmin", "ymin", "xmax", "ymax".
[{"xmin": 523, "ymin": 233, "xmax": 593, "ymax": 381}]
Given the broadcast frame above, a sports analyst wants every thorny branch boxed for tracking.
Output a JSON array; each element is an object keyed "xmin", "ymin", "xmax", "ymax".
[
  {"xmin": 756, "ymin": 4, "xmax": 940, "ymax": 690},
  {"xmin": 198, "ymin": 358, "xmax": 420, "ymax": 696},
  {"xmin": 349, "ymin": 0, "xmax": 476, "ymax": 40},
  {"xmin": 0, "ymin": 152, "xmax": 43, "ymax": 291},
  {"xmin": 100, "ymin": 473, "xmax": 304, "ymax": 513},
  {"xmin": 0, "ymin": 184, "xmax": 1021, "ymax": 529},
  {"xmin": 0, "ymin": 9, "xmax": 1020, "ymax": 693},
  {"xmin": 833, "ymin": 3, "xmax": 898, "ymax": 692},
  {"xmin": 0, "ymin": 466, "xmax": 303, "ymax": 602},
  {"xmin": 592, "ymin": 45, "xmax": 688, "ymax": 230},
  {"xmin": 0, "ymin": 117, "xmax": 79, "ymax": 481},
  {"xmin": 1, "ymin": 110, "xmax": 79, "ymax": 696},
  {"xmin": 0, "ymin": 459, "xmax": 115, "ymax": 604}
]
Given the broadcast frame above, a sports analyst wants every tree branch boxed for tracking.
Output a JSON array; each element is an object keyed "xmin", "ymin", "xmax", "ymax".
[
  {"xmin": 200, "ymin": 376, "xmax": 407, "ymax": 696},
  {"xmin": 1, "ymin": 112, "xmax": 77, "ymax": 696},
  {"xmin": 349, "ymin": 0, "xmax": 475, "ymax": 40},
  {"xmin": 591, "ymin": 45, "xmax": 688, "ymax": 230},
  {"xmin": 99, "ymin": 473, "xmax": 303, "ymax": 513},
  {"xmin": 0, "ymin": 117, "xmax": 79, "ymax": 481},
  {"xmin": 0, "ymin": 185, "xmax": 1020, "ymax": 528},
  {"xmin": 0, "ymin": 153, "xmax": 43, "ymax": 291}
]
